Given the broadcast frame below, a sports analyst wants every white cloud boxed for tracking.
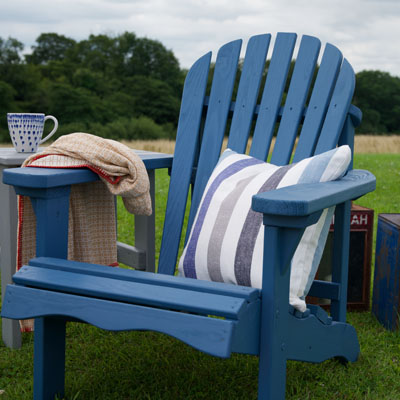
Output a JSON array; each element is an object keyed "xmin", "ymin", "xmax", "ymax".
[{"xmin": 0, "ymin": 0, "xmax": 399, "ymax": 76}]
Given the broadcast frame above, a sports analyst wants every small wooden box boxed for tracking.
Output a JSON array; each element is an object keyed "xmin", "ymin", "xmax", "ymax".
[
  {"xmin": 372, "ymin": 214, "xmax": 400, "ymax": 330},
  {"xmin": 307, "ymin": 204, "xmax": 374, "ymax": 311}
]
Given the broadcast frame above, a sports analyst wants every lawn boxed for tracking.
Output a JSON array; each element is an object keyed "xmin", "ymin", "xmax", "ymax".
[{"xmin": 0, "ymin": 151, "xmax": 399, "ymax": 399}]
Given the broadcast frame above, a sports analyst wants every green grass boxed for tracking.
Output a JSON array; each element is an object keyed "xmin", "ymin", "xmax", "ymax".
[{"xmin": 1, "ymin": 154, "xmax": 400, "ymax": 399}]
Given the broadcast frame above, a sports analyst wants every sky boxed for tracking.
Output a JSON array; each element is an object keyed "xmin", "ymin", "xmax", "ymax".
[{"xmin": 0, "ymin": 0, "xmax": 399, "ymax": 76}]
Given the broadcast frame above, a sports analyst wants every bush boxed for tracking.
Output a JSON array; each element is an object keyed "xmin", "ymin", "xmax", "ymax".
[{"xmin": 45, "ymin": 116, "xmax": 170, "ymax": 142}]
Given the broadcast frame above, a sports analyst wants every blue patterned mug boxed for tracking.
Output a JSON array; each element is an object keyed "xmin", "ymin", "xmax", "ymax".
[{"xmin": 7, "ymin": 113, "xmax": 58, "ymax": 153}]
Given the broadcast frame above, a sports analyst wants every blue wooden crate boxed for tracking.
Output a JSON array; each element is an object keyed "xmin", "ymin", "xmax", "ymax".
[{"xmin": 372, "ymin": 214, "xmax": 400, "ymax": 330}]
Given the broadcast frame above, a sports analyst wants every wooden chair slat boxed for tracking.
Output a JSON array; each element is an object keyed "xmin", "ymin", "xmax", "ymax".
[
  {"xmin": 315, "ymin": 59, "xmax": 356, "ymax": 154},
  {"xmin": 294, "ymin": 43, "xmax": 343, "ymax": 161},
  {"xmin": 250, "ymin": 32, "xmax": 297, "ymax": 160},
  {"xmin": 158, "ymin": 53, "xmax": 211, "ymax": 275},
  {"xmin": 29, "ymin": 257, "xmax": 260, "ymax": 301},
  {"xmin": 15, "ymin": 265, "xmax": 247, "ymax": 319},
  {"xmin": 187, "ymin": 39, "xmax": 242, "ymax": 232},
  {"xmin": 271, "ymin": 35, "xmax": 321, "ymax": 165},
  {"xmin": 227, "ymin": 34, "xmax": 271, "ymax": 153}
]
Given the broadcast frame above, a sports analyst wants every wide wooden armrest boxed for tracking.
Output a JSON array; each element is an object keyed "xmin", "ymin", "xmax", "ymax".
[
  {"xmin": 251, "ymin": 169, "xmax": 376, "ymax": 217},
  {"xmin": 2, "ymin": 153, "xmax": 174, "ymax": 190},
  {"xmin": 3, "ymin": 167, "xmax": 99, "ymax": 189}
]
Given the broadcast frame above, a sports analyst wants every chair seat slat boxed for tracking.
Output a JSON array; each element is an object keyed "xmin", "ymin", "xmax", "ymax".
[
  {"xmin": 14, "ymin": 265, "xmax": 247, "ymax": 319},
  {"xmin": 29, "ymin": 257, "xmax": 260, "ymax": 301}
]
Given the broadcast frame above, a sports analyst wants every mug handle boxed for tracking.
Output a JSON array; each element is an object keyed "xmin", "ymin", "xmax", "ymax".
[{"xmin": 40, "ymin": 115, "xmax": 58, "ymax": 144}]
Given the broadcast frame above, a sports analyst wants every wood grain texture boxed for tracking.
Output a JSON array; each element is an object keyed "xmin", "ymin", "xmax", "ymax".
[
  {"xmin": 158, "ymin": 53, "xmax": 211, "ymax": 275},
  {"xmin": 188, "ymin": 39, "xmax": 242, "ymax": 231},
  {"xmin": 227, "ymin": 34, "xmax": 270, "ymax": 153},
  {"xmin": 315, "ymin": 59, "xmax": 356, "ymax": 154},
  {"xmin": 14, "ymin": 265, "xmax": 247, "ymax": 319},
  {"xmin": 2, "ymin": 152, "xmax": 173, "ymax": 189},
  {"xmin": 271, "ymin": 35, "xmax": 321, "ymax": 165},
  {"xmin": 250, "ymin": 33, "xmax": 297, "ymax": 160},
  {"xmin": 29, "ymin": 257, "xmax": 260, "ymax": 301},
  {"xmin": 3, "ymin": 285, "xmax": 235, "ymax": 358},
  {"xmin": 294, "ymin": 43, "xmax": 342, "ymax": 161},
  {"xmin": 252, "ymin": 169, "xmax": 376, "ymax": 216}
]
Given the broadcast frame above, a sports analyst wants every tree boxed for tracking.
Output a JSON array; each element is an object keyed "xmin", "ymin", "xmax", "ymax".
[
  {"xmin": 0, "ymin": 37, "xmax": 24, "ymax": 65},
  {"xmin": 26, "ymin": 33, "xmax": 76, "ymax": 65},
  {"xmin": 354, "ymin": 70, "xmax": 400, "ymax": 133},
  {"xmin": 123, "ymin": 75, "xmax": 180, "ymax": 125},
  {"xmin": 118, "ymin": 34, "xmax": 183, "ymax": 94}
]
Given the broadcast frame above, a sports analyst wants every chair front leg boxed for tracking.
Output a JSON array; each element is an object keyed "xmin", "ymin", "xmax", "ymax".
[
  {"xmin": 257, "ymin": 222, "xmax": 307, "ymax": 400},
  {"xmin": 34, "ymin": 317, "xmax": 66, "ymax": 400}
]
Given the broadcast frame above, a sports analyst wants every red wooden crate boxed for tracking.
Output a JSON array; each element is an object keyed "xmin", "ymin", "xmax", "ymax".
[{"xmin": 307, "ymin": 204, "xmax": 374, "ymax": 311}]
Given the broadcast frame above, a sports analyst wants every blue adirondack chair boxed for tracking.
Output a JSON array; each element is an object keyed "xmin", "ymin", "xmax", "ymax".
[{"xmin": 1, "ymin": 33, "xmax": 376, "ymax": 400}]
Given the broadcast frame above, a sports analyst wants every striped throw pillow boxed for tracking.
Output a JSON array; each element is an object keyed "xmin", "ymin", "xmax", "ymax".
[{"xmin": 178, "ymin": 146, "xmax": 351, "ymax": 312}]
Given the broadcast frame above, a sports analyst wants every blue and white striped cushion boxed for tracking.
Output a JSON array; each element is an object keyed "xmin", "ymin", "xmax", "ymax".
[{"xmin": 178, "ymin": 146, "xmax": 351, "ymax": 312}]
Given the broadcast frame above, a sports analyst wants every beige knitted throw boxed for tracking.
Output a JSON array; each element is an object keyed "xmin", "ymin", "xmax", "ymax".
[{"xmin": 18, "ymin": 132, "xmax": 152, "ymax": 332}]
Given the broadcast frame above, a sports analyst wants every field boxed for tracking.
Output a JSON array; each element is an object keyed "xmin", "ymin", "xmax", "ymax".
[{"xmin": 0, "ymin": 136, "xmax": 400, "ymax": 399}]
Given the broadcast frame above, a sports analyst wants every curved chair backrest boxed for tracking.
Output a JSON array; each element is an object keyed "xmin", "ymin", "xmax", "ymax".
[{"xmin": 158, "ymin": 32, "xmax": 360, "ymax": 276}]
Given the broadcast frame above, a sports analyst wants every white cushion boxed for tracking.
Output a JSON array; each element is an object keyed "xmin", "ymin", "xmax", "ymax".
[{"xmin": 178, "ymin": 146, "xmax": 351, "ymax": 312}]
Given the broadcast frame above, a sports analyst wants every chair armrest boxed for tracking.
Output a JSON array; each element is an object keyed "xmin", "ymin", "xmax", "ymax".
[
  {"xmin": 251, "ymin": 169, "xmax": 376, "ymax": 217},
  {"xmin": 3, "ymin": 167, "xmax": 99, "ymax": 189},
  {"xmin": 2, "ymin": 152, "xmax": 174, "ymax": 190}
]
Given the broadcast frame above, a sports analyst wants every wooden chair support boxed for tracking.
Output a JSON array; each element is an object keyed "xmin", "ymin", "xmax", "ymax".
[{"xmin": 1, "ymin": 33, "xmax": 376, "ymax": 399}]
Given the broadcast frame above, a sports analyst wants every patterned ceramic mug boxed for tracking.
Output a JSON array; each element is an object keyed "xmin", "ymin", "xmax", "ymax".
[{"xmin": 7, "ymin": 113, "xmax": 58, "ymax": 153}]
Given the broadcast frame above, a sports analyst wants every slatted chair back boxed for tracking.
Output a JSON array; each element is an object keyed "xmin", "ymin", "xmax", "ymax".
[{"xmin": 158, "ymin": 32, "xmax": 359, "ymax": 290}]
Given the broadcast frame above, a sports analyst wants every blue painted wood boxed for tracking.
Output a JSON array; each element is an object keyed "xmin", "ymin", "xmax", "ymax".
[
  {"xmin": 3, "ymin": 167, "xmax": 98, "ymax": 188},
  {"xmin": 339, "ymin": 114, "xmax": 355, "ymax": 169},
  {"xmin": 286, "ymin": 315, "xmax": 359, "ymax": 363},
  {"xmin": 14, "ymin": 265, "xmax": 246, "ymax": 319},
  {"xmin": 250, "ymin": 33, "xmax": 297, "ymax": 160},
  {"xmin": 330, "ymin": 201, "xmax": 352, "ymax": 322},
  {"xmin": 271, "ymin": 35, "xmax": 321, "ymax": 165},
  {"xmin": 307, "ymin": 304, "xmax": 332, "ymax": 325},
  {"xmin": 308, "ymin": 280, "xmax": 340, "ymax": 301},
  {"xmin": 29, "ymin": 188, "xmax": 70, "ymax": 259},
  {"xmin": 2, "ymin": 153, "xmax": 173, "ymax": 189},
  {"xmin": 187, "ymin": 39, "xmax": 242, "ymax": 233},
  {"xmin": 158, "ymin": 53, "xmax": 211, "ymax": 275},
  {"xmin": 3, "ymin": 285, "xmax": 235, "ymax": 358},
  {"xmin": 252, "ymin": 169, "xmax": 376, "ymax": 217},
  {"xmin": 315, "ymin": 59, "xmax": 356, "ymax": 154},
  {"xmin": 294, "ymin": 43, "xmax": 342, "ymax": 161},
  {"xmin": 262, "ymin": 212, "xmax": 322, "ymax": 230},
  {"xmin": 29, "ymin": 257, "xmax": 260, "ymax": 301},
  {"xmin": 372, "ymin": 214, "xmax": 400, "ymax": 331},
  {"xmin": 231, "ymin": 299, "xmax": 260, "ymax": 355},
  {"xmin": 258, "ymin": 225, "xmax": 303, "ymax": 400},
  {"xmin": 34, "ymin": 317, "xmax": 66, "ymax": 400},
  {"xmin": 227, "ymin": 34, "xmax": 270, "ymax": 153}
]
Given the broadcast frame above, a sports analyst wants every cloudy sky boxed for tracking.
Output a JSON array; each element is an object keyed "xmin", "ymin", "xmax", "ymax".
[{"xmin": 0, "ymin": 0, "xmax": 399, "ymax": 76}]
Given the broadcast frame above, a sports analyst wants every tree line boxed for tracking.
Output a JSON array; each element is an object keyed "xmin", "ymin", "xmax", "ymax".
[{"xmin": 0, "ymin": 32, "xmax": 399, "ymax": 143}]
